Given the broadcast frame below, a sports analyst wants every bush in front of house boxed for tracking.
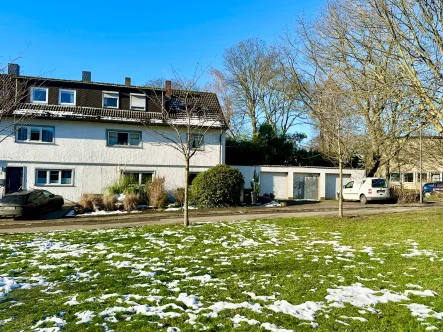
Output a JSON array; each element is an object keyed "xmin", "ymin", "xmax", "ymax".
[
  {"xmin": 173, "ymin": 187, "xmax": 185, "ymax": 207},
  {"xmin": 78, "ymin": 194, "xmax": 103, "ymax": 212},
  {"xmin": 123, "ymin": 194, "xmax": 139, "ymax": 211},
  {"xmin": 103, "ymin": 194, "xmax": 117, "ymax": 211},
  {"xmin": 191, "ymin": 165, "xmax": 244, "ymax": 208},
  {"xmin": 390, "ymin": 186, "xmax": 419, "ymax": 203},
  {"xmin": 147, "ymin": 176, "xmax": 169, "ymax": 208}
]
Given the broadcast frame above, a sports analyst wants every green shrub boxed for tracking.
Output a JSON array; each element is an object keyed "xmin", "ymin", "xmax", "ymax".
[
  {"xmin": 107, "ymin": 176, "xmax": 148, "ymax": 203},
  {"xmin": 148, "ymin": 176, "xmax": 169, "ymax": 208},
  {"xmin": 190, "ymin": 165, "xmax": 244, "ymax": 208}
]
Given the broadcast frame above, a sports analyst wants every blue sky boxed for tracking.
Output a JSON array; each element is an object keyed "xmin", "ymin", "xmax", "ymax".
[{"xmin": 1, "ymin": 0, "xmax": 324, "ymax": 86}]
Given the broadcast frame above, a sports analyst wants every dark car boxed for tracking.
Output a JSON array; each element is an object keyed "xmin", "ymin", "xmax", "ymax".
[
  {"xmin": 423, "ymin": 182, "xmax": 443, "ymax": 196},
  {"xmin": 0, "ymin": 190, "xmax": 64, "ymax": 218}
]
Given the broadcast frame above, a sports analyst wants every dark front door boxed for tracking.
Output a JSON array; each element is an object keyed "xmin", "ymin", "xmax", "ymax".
[{"xmin": 6, "ymin": 167, "xmax": 23, "ymax": 193}]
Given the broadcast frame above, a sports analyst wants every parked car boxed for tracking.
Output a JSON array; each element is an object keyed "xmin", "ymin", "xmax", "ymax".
[
  {"xmin": 422, "ymin": 182, "xmax": 443, "ymax": 196},
  {"xmin": 341, "ymin": 177, "xmax": 390, "ymax": 204},
  {"xmin": 0, "ymin": 190, "xmax": 64, "ymax": 218}
]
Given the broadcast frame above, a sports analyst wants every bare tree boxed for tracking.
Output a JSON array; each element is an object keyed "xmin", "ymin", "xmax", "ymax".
[
  {"xmin": 369, "ymin": 0, "xmax": 443, "ymax": 135},
  {"xmin": 144, "ymin": 69, "xmax": 226, "ymax": 227},
  {"xmin": 283, "ymin": 0, "xmax": 419, "ymax": 177},
  {"xmin": 0, "ymin": 63, "xmax": 35, "ymax": 144}
]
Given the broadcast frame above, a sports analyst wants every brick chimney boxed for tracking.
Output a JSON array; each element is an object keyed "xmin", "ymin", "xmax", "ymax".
[
  {"xmin": 125, "ymin": 77, "xmax": 131, "ymax": 86},
  {"xmin": 82, "ymin": 71, "xmax": 91, "ymax": 82},
  {"xmin": 8, "ymin": 63, "xmax": 20, "ymax": 76},
  {"xmin": 165, "ymin": 80, "xmax": 172, "ymax": 98}
]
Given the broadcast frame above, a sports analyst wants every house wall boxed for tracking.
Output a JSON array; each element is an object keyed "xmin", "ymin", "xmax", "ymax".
[
  {"xmin": 0, "ymin": 119, "xmax": 225, "ymax": 201},
  {"xmin": 233, "ymin": 165, "xmax": 365, "ymax": 200}
]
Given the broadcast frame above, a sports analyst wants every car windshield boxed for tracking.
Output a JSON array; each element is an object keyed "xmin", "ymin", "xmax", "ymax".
[
  {"xmin": 0, "ymin": 195, "xmax": 27, "ymax": 205},
  {"xmin": 372, "ymin": 179, "xmax": 387, "ymax": 188}
]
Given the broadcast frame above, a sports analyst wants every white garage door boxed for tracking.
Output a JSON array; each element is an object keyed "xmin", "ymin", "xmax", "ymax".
[
  {"xmin": 260, "ymin": 172, "xmax": 288, "ymax": 199},
  {"xmin": 325, "ymin": 174, "xmax": 351, "ymax": 200}
]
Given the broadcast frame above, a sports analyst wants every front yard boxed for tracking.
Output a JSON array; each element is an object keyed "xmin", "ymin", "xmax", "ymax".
[{"xmin": 1, "ymin": 210, "xmax": 443, "ymax": 331}]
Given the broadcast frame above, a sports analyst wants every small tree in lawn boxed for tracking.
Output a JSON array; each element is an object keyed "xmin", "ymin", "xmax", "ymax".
[{"xmin": 145, "ymin": 68, "xmax": 226, "ymax": 226}]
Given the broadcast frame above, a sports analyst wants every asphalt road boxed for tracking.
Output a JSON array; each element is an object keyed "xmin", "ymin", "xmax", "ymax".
[{"xmin": 0, "ymin": 202, "xmax": 439, "ymax": 234}]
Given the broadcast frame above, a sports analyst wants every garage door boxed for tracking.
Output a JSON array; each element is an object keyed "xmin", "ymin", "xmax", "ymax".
[
  {"xmin": 325, "ymin": 174, "xmax": 351, "ymax": 200},
  {"xmin": 260, "ymin": 172, "xmax": 288, "ymax": 199},
  {"xmin": 293, "ymin": 173, "xmax": 319, "ymax": 200}
]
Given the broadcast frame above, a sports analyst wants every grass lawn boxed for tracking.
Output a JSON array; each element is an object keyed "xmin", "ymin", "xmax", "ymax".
[{"xmin": 1, "ymin": 210, "xmax": 443, "ymax": 331}]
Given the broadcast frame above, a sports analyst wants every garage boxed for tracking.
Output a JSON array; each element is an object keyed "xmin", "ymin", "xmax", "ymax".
[
  {"xmin": 293, "ymin": 173, "xmax": 319, "ymax": 200},
  {"xmin": 325, "ymin": 174, "xmax": 351, "ymax": 200},
  {"xmin": 260, "ymin": 172, "xmax": 288, "ymax": 199}
]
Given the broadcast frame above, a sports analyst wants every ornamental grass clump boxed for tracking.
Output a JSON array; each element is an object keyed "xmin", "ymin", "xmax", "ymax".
[
  {"xmin": 123, "ymin": 194, "xmax": 139, "ymax": 211},
  {"xmin": 78, "ymin": 194, "xmax": 103, "ymax": 212},
  {"xmin": 148, "ymin": 176, "xmax": 168, "ymax": 209},
  {"xmin": 102, "ymin": 194, "xmax": 117, "ymax": 211}
]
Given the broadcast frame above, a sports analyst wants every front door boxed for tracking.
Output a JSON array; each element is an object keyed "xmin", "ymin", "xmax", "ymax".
[{"xmin": 6, "ymin": 167, "xmax": 23, "ymax": 193}]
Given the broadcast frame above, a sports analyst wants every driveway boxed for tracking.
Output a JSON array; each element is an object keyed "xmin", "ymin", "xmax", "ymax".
[{"xmin": 0, "ymin": 201, "xmax": 440, "ymax": 233}]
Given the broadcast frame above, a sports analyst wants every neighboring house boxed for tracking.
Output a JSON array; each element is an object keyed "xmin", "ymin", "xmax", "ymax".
[{"xmin": 0, "ymin": 64, "xmax": 227, "ymax": 201}]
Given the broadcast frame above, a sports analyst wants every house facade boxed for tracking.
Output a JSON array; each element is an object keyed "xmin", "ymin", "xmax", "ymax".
[{"xmin": 0, "ymin": 65, "xmax": 227, "ymax": 201}]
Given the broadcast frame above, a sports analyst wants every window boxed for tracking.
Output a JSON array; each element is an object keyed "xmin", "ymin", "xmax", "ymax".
[
  {"xmin": 431, "ymin": 173, "xmax": 441, "ymax": 181},
  {"xmin": 130, "ymin": 93, "xmax": 146, "ymax": 111},
  {"xmin": 419, "ymin": 173, "xmax": 428, "ymax": 182},
  {"xmin": 122, "ymin": 172, "xmax": 153, "ymax": 185},
  {"xmin": 403, "ymin": 173, "xmax": 414, "ymax": 183},
  {"xmin": 103, "ymin": 91, "xmax": 119, "ymax": 108},
  {"xmin": 372, "ymin": 179, "xmax": 387, "ymax": 188},
  {"xmin": 344, "ymin": 181, "xmax": 354, "ymax": 189},
  {"xmin": 390, "ymin": 173, "xmax": 400, "ymax": 182},
  {"xmin": 107, "ymin": 130, "xmax": 141, "ymax": 147},
  {"xmin": 188, "ymin": 173, "xmax": 200, "ymax": 186},
  {"xmin": 189, "ymin": 134, "xmax": 204, "ymax": 149},
  {"xmin": 16, "ymin": 126, "xmax": 54, "ymax": 143},
  {"xmin": 30, "ymin": 87, "xmax": 48, "ymax": 104},
  {"xmin": 36, "ymin": 169, "xmax": 73, "ymax": 186},
  {"xmin": 59, "ymin": 89, "xmax": 76, "ymax": 105}
]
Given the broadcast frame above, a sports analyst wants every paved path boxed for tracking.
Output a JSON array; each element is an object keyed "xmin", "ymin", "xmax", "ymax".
[{"xmin": 0, "ymin": 203, "xmax": 438, "ymax": 233}]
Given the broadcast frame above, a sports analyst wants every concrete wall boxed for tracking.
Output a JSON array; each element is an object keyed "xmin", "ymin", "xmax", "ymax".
[
  {"xmin": 233, "ymin": 165, "xmax": 365, "ymax": 200},
  {"xmin": 0, "ymin": 119, "xmax": 225, "ymax": 201}
]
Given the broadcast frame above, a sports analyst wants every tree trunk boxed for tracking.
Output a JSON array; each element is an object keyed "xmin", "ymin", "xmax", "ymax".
[
  {"xmin": 366, "ymin": 154, "xmax": 381, "ymax": 177},
  {"xmin": 184, "ymin": 158, "xmax": 190, "ymax": 227},
  {"xmin": 338, "ymin": 157, "xmax": 343, "ymax": 218}
]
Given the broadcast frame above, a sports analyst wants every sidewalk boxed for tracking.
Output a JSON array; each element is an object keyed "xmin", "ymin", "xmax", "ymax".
[{"xmin": 0, "ymin": 202, "xmax": 439, "ymax": 233}]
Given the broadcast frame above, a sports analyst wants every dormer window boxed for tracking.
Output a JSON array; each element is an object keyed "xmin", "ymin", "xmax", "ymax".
[
  {"xmin": 103, "ymin": 91, "xmax": 119, "ymax": 109},
  {"xmin": 30, "ymin": 87, "xmax": 48, "ymax": 104},
  {"xmin": 59, "ymin": 89, "xmax": 76, "ymax": 106},
  {"xmin": 130, "ymin": 93, "xmax": 146, "ymax": 111}
]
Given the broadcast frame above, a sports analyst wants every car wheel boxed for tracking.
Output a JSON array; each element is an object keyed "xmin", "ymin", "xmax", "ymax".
[{"xmin": 360, "ymin": 194, "xmax": 368, "ymax": 205}]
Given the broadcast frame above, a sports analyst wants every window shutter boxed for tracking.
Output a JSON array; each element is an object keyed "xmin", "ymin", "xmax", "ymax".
[{"xmin": 131, "ymin": 95, "xmax": 146, "ymax": 110}]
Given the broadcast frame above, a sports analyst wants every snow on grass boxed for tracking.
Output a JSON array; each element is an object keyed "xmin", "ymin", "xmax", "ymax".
[{"xmin": 1, "ymin": 214, "xmax": 443, "ymax": 330}]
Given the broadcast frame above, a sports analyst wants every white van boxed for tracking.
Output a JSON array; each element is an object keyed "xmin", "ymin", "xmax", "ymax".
[{"xmin": 341, "ymin": 177, "xmax": 390, "ymax": 204}]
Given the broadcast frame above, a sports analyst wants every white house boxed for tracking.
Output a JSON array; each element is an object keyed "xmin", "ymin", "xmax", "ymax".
[{"xmin": 0, "ymin": 65, "xmax": 227, "ymax": 201}]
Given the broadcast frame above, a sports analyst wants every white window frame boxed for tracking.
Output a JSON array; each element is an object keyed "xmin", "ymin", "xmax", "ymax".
[
  {"xmin": 188, "ymin": 134, "xmax": 204, "ymax": 150},
  {"xmin": 15, "ymin": 125, "xmax": 55, "ymax": 144},
  {"xmin": 59, "ymin": 89, "xmax": 76, "ymax": 106},
  {"xmin": 122, "ymin": 171, "xmax": 154, "ymax": 185},
  {"xmin": 30, "ymin": 87, "xmax": 48, "ymax": 104},
  {"xmin": 107, "ymin": 130, "xmax": 142, "ymax": 147},
  {"xmin": 130, "ymin": 93, "xmax": 146, "ymax": 111},
  {"xmin": 103, "ymin": 91, "xmax": 119, "ymax": 109},
  {"xmin": 35, "ymin": 169, "xmax": 74, "ymax": 186}
]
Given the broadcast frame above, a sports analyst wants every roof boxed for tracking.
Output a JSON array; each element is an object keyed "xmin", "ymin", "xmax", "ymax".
[{"xmin": 4, "ymin": 74, "xmax": 228, "ymax": 129}]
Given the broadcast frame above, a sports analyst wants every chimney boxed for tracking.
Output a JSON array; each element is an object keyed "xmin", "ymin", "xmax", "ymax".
[
  {"xmin": 82, "ymin": 71, "xmax": 91, "ymax": 82},
  {"xmin": 8, "ymin": 63, "xmax": 20, "ymax": 76},
  {"xmin": 165, "ymin": 80, "xmax": 172, "ymax": 98},
  {"xmin": 125, "ymin": 77, "xmax": 131, "ymax": 86}
]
